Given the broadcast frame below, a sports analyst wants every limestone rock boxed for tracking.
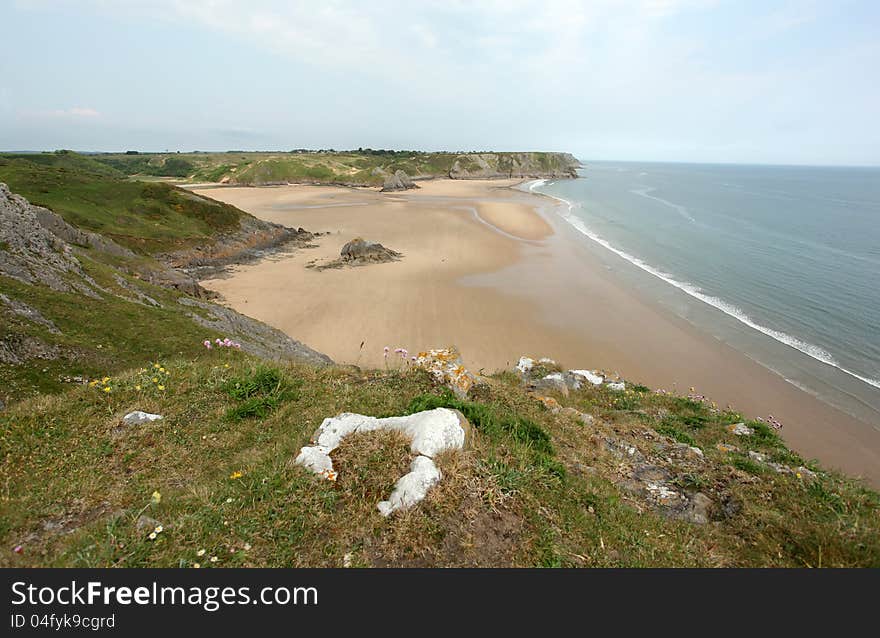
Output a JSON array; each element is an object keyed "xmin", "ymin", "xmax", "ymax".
[
  {"xmin": 340, "ymin": 237, "xmax": 402, "ymax": 264},
  {"xmin": 295, "ymin": 407, "xmax": 469, "ymax": 516},
  {"xmin": 122, "ymin": 411, "xmax": 163, "ymax": 426},
  {"xmin": 414, "ymin": 347, "xmax": 475, "ymax": 399},
  {"xmin": 380, "ymin": 170, "xmax": 419, "ymax": 192},
  {"xmin": 727, "ymin": 422, "xmax": 753, "ymax": 436}
]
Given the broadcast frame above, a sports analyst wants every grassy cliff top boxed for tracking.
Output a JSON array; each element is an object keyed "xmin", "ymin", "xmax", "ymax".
[
  {"xmin": 2, "ymin": 149, "xmax": 581, "ymax": 187},
  {"xmin": 0, "ymin": 153, "xmax": 247, "ymax": 254},
  {"xmin": 2, "ymin": 354, "xmax": 878, "ymax": 568}
]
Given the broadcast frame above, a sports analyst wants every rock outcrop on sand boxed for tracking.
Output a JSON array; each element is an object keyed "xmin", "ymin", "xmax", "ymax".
[
  {"xmin": 380, "ymin": 170, "xmax": 419, "ymax": 192},
  {"xmin": 307, "ymin": 237, "xmax": 402, "ymax": 271}
]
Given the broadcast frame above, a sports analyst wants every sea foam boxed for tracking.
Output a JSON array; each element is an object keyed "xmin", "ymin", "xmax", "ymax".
[{"xmin": 526, "ymin": 182, "xmax": 880, "ymax": 391}]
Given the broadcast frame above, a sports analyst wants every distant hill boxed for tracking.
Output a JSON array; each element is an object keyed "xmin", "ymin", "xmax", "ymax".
[{"xmin": 5, "ymin": 149, "xmax": 582, "ymax": 186}]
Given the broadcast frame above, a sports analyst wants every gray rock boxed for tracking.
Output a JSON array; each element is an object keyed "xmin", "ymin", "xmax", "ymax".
[
  {"xmin": 339, "ymin": 238, "xmax": 402, "ymax": 264},
  {"xmin": 122, "ymin": 411, "xmax": 163, "ymax": 426},
  {"xmin": 135, "ymin": 516, "xmax": 162, "ymax": 532},
  {"xmin": 178, "ymin": 297, "xmax": 332, "ymax": 366},
  {"xmin": 380, "ymin": 170, "xmax": 418, "ymax": 192},
  {"xmin": 683, "ymin": 492, "xmax": 713, "ymax": 525},
  {"xmin": 531, "ymin": 373, "xmax": 569, "ymax": 396},
  {"xmin": 728, "ymin": 422, "xmax": 754, "ymax": 436},
  {"xmin": 0, "ymin": 293, "xmax": 61, "ymax": 333}
]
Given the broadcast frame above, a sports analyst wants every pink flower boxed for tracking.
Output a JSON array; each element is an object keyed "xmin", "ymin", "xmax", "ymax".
[
  {"xmin": 215, "ymin": 338, "xmax": 222, "ymax": 345},
  {"xmin": 13, "ymin": 545, "xmax": 23, "ymax": 554},
  {"xmin": 203, "ymin": 340, "xmax": 212, "ymax": 349}
]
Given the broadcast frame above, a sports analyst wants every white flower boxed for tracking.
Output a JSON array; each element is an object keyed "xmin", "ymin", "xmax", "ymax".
[{"xmin": 197, "ymin": 549, "xmax": 206, "ymax": 557}]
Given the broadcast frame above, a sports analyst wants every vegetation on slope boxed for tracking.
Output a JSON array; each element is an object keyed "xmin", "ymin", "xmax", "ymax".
[
  {"xmin": 2, "ymin": 356, "xmax": 877, "ymax": 568},
  {"xmin": 0, "ymin": 154, "xmax": 245, "ymax": 254},
  {"xmin": 0, "ymin": 161, "xmax": 324, "ymax": 404},
  {"xmin": 62, "ymin": 149, "xmax": 580, "ymax": 185}
]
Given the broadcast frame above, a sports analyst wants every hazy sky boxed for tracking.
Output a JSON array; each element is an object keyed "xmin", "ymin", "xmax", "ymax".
[{"xmin": 1, "ymin": 0, "xmax": 878, "ymax": 165}]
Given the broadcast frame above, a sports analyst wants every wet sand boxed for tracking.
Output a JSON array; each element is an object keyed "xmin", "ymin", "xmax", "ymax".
[{"xmin": 194, "ymin": 180, "xmax": 880, "ymax": 486}]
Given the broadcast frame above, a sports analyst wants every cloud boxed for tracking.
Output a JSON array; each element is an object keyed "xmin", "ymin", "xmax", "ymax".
[{"xmin": 20, "ymin": 107, "xmax": 101, "ymax": 119}]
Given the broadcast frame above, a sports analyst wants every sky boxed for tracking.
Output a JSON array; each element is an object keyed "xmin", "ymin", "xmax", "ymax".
[{"xmin": 1, "ymin": 0, "xmax": 879, "ymax": 165}]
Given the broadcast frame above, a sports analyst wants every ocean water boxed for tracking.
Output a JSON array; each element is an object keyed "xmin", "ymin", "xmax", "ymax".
[{"xmin": 532, "ymin": 162, "xmax": 880, "ymax": 427}]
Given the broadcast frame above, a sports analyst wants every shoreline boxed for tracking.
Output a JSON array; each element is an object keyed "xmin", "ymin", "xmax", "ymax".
[{"xmin": 194, "ymin": 179, "xmax": 880, "ymax": 486}]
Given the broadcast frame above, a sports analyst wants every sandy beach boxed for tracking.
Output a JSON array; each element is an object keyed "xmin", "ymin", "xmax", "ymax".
[{"xmin": 195, "ymin": 180, "xmax": 880, "ymax": 486}]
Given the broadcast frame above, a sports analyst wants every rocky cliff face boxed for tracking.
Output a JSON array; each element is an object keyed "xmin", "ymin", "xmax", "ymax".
[
  {"xmin": 0, "ymin": 182, "xmax": 332, "ymax": 368},
  {"xmin": 448, "ymin": 152, "xmax": 580, "ymax": 180}
]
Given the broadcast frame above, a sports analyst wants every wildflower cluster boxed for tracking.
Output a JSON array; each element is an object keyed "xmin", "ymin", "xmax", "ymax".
[
  {"xmin": 756, "ymin": 415, "xmax": 784, "ymax": 430},
  {"xmin": 204, "ymin": 337, "xmax": 242, "ymax": 350},
  {"xmin": 383, "ymin": 345, "xmax": 417, "ymax": 369},
  {"xmin": 133, "ymin": 363, "xmax": 170, "ymax": 392},
  {"xmin": 88, "ymin": 376, "xmax": 113, "ymax": 394}
]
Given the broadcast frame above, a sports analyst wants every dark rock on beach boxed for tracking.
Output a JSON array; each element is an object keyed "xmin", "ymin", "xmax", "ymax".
[{"xmin": 380, "ymin": 170, "xmax": 419, "ymax": 192}]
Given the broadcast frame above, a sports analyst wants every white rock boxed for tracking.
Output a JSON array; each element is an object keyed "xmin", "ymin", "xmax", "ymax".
[
  {"xmin": 606, "ymin": 381, "xmax": 626, "ymax": 392},
  {"xmin": 295, "ymin": 445, "xmax": 335, "ymax": 474},
  {"xmin": 515, "ymin": 357, "xmax": 535, "ymax": 374},
  {"xmin": 748, "ymin": 450, "xmax": 766, "ymax": 462},
  {"xmin": 294, "ymin": 408, "xmax": 467, "ymax": 514},
  {"xmin": 689, "ymin": 446, "xmax": 704, "ymax": 458},
  {"xmin": 538, "ymin": 357, "xmax": 556, "ymax": 364},
  {"xmin": 122, "ymin": 411, "xmax": 163, "ymax": 425},
  {"xmin": 570, "ymin": 369, "xmax": 604, "ymax": 385},
  {"xmin": 728, "ymin": 422, "xmax": 754, "ymax": 436},
  {"xmin": 377, "ymin": 455, "xmax": 442, "ymax": 516}
]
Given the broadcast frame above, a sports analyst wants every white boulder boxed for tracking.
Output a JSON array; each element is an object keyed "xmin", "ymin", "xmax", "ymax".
[
  {"xmin": 515, "ymin": 357, "xmax": 535, "ymax": 374},
  {"xmin": 294, "ymin": 408, "xmax": 468, "ymax": 516},
  {"xmin": 377, "ymin": 456, "xmax": 442, "ymax": 516},
  {"xmin": 122, "ymin": 411, "xmax": 163, "ymax": 425},
  {"xmin": 570, "ymin": 370, "xmax": 604, "ymax": 386}
]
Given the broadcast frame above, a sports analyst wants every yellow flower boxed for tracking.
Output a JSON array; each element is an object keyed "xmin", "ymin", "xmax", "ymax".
[
  {"xmin": 152, "ymin": 377, "xmax": 158, "ymax": 383},
  {"xmin": 229, "ymin": 471, "xmax": 243, "ymax": 480},
  {"xmin": 157, "ymin": 385, "xmax": 165, "ymax": 391},
  {"xmin": 103, "ymin": 386, "xmax": 111, "ymax": 393},
  {"xmin": 159, "ymin": 367, "xmax": 166, "ymax": 373},
  {"xmin": 224, "ymin": 363, "xmax": 230, "ymax": 368},
  {"xmin": 150, "ymin": 490, "xmax": 162, "ymax": 505},
  {"xmin": 102, "ymin": 376, "xmax": 110, "ymax": 383},
  {"xmin": 135, "ymin": 385, "xmax": 141, "ymax": 391},
  {"xmin": 192, "ymin": 563, "xmax": 201, "ymax": 569},
  {"xmin": 153, "ymin": 364, "xmax": 160, "ymax": 369}
]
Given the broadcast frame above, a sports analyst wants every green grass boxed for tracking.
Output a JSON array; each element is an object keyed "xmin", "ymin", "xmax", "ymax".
[
  {"xmin": 24, "ymin": 149, "xmax": 578, "ymax": 186},
  {"xmin": 0, "ymin": 155, "xmax": 245, "ymax": 253},
  {"xmin": 223, "ymin": 366, "xmax": 300, "ymax": 421},
  {"xmin": 1, "ymin": 354, "xmax": 878, "ymax": 568}
]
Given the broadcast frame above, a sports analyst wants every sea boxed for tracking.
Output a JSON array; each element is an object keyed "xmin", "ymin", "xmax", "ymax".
[{"xmin": 531, "ymin": 161, "xmax": 880, "ymax": 428}]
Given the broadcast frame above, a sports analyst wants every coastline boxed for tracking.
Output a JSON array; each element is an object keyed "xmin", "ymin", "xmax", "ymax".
[{"xmin": 194, "ymin": 179, "xmax": 880, "ymax": 486}]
